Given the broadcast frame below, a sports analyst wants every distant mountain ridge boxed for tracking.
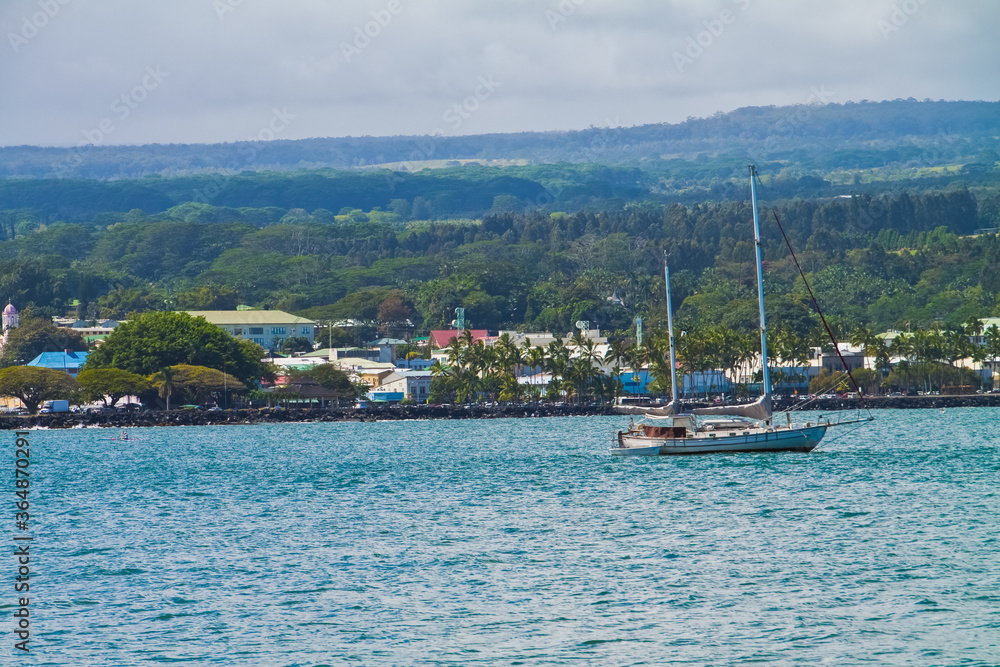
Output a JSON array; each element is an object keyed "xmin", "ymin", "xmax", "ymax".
[{"xmin": 2, "ymin": 99, "xmax": 997, "ymax": 180}]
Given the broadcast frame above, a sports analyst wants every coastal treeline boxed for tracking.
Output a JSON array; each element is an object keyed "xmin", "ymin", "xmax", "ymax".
[{"xmin": 0, "ymin": 184, "xmax": 996, "ymax": 342}]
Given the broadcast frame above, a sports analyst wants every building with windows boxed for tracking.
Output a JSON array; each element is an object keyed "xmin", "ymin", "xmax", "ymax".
[
  {"xmin": 26, "ymin": 350, "xmax": 89, "ymax": 376},
  {"xmin": 185, "ymin": 310, "xmax": 316, "ymax": 351},
  {"xmin": 0, "ymin": 302, "xmax": 18, "ymax": 356},
  {"xmin": 369, "ymin": 370, "xmax": 433, "ymax": 403}
]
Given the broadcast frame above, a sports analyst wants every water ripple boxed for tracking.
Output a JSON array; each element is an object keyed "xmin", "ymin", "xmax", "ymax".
[{"xmin": 29, "ymin": 409, "xmax": 1000, "ymax": 664}]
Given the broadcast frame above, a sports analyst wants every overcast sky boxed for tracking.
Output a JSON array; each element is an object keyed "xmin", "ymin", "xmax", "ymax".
[{"xmin": 1, "ymin": 0, "xmax": 997, "ymax": 147}]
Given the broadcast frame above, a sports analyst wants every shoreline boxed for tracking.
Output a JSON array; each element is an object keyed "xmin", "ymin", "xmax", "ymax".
[
  {"xmin": 0, "ymin": 402, "xmax": 619, "ymax": 430},
  {"xmin": 2, "ymin": 393, "xmax": 999, "ymax": 429}
]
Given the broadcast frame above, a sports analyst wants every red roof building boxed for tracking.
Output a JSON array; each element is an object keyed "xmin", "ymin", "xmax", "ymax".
[{"xmin": 429, "ymin": 329, "xmax": 490, "ymax": 349}]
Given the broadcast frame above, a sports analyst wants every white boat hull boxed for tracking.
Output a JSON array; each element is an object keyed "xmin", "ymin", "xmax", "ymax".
[
  {"xmin": 612, "ymin": 424, "xmax": 827, "ymax": 456},
  {"xmin": 609, "ymin": 443, "xmax": 663, "ymax": 457}
]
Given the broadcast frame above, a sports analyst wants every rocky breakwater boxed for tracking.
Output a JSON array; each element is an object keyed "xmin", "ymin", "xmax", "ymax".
[
  {"xmin": 613, "ymin": 394, "xmax": 1000, "ymax": 416},
  {"xmin": 774, "ymin": 393, "xmax": 1000, "ymax": 411},
  {"xmin": 0, "ymin": 402, "xmax": 619, "ymax": 430}
]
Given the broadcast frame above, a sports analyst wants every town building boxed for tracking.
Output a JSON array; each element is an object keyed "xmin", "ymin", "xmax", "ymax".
[
  {"xmin": 301, "ymin": 338, "xmax": 406, "ymax": 365},
  {"xmin": 369, "ymin": 370, "xmax": 434, "ymax": 403},
  {"xmin": 26, "ymin": 350, "xmax": 89, "ymax": 376},
  {"xmin": 335, "ymin": 360, "xmax": 399, "ymax": 390},
  {"xmin": 51, "ymin": 318, "xmax": 122, "ymax": 345},
  {"xmin": 272, "ymin": 379, "xmax": 342, "ymax": 408},
  {"xmin": 186, "ymin": 310, "xmax": 316, "ymax": 351},
  {"xmin": 0, "ymin": 302, "xmax": 18, "ymax": 355},
  {"xmin": 429, "ymin": 329, "xmax": 491, "ymax": 349}
]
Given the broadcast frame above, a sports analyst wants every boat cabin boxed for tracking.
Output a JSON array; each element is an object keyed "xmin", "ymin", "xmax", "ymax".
[{"xmin": 640, "ymin": 414, "xmax": 696, "ymax": 439}]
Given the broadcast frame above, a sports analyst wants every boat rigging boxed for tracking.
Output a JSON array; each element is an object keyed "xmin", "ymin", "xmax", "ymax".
[{"xmin": 611, "ymin": 165, "xmax": 873, "ymax": 456}]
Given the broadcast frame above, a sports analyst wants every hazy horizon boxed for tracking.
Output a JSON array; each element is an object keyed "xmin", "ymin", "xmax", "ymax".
[{"xmin": 2, "ymin": 0, "xmax": 998, "ymax": 148}]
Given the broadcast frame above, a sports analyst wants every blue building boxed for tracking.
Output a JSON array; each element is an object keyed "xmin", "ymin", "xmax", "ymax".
[
  {"xmin": 620, "ymin": 370, "xmax": 653, "ymax": 396},
  {"xmin": 26, "ymin": 351, "xmax": 89, "ymax": 376}
]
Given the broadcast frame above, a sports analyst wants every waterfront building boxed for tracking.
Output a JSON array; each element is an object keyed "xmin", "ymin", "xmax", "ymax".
[
  {"xmin": 26, "ymin": 350, "xmax": 89, "ymax": 376},
  {"xmin": 186, "ymin": 310, "xmax": 316, "ymax": 351},
  {"xmin": 369, "ymin": 370, "xmax": 433, "ymax": 403}
]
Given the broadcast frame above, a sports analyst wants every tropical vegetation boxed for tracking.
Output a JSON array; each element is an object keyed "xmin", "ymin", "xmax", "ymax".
[{"xmin": 0, "ymin": 366, "xmax": 79, "ymax": 414}]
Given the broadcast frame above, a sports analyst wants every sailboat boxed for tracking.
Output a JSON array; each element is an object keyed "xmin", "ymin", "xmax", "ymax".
[{"xmin": 611, "ymin": 165, "xmax": 869, "ymax": 456}]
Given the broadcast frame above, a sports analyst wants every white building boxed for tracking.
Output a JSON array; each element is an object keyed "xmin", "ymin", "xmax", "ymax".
[
  {"xmin": 0, "ymin": 303, "xmax": 18, "ymax": 357},
  {"xmin": 369, "ymin": 370, "xmax": 434, "ymax": 403},
  {"xmin": 186, "ymin": 310, "xmax": 316, "ymax": 351}
]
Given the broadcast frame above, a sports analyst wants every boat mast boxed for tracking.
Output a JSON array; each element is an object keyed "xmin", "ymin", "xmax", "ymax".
[
  {"xmin": 749, "ymin": 165, "xmax": 772, "ymax": 398},
  {"xmin": 664, "ymin": 250, "xmax": 680, "ymax": 406}
]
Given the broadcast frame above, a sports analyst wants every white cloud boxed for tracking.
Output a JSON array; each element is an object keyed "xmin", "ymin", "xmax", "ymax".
[{"xmin": 0, "ymin": 0, "xmax": 997, "ymax": 146}]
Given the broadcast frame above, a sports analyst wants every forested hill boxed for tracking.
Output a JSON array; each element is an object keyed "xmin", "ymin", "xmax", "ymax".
[
  {"xmin": 0, "ymin": 99, "xmax": 997, "ymax": 347},
  {"xmin": 0, "ymin": 184, "xmax": 996, "ymax": 340},
  {"xmin": 2, "ymin": 99, "xmax": 998, "ymax": 180}
]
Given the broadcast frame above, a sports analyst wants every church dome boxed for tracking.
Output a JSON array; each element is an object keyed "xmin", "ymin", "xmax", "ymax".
[{"xmin": 2, "ymin": 303, "xmax": 15, "ymax": 315}]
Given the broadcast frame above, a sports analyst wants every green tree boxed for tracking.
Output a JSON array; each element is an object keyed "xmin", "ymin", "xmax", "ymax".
[
  {"xmin": 83, "ymin": 312, "xmax": 269, "ymax": 384},
  {"xmin": 281, "ymin": 337, "xmax": 314, "ymax": 354},
  {"xmin": 0, "ymin": 316, "xmax": 87, "ymax": 368},
  {"xmin": 851, "ymin": 367, "xmax": 881, "ymax": 396},
  {"xmin": 175, "ymin": 284, "xmax": 239, "ymax": 310},
  {"xmin": 809, "ymin": 368, "xmax": 848, "ymax": 395},
  {"xmin": 96, "ymin": 284, "xmax": 167, "ymax": 319},
  {"xmin": 306, "ymin": 364, "xmax": 360, "ymax": 401},
  {"xmin": 76, "ymin": 368, "xmax": 149, "ymax": 407},
  {"xmin": 0, "ymin": 366, "xmax": 79, "ymax": 414},
  {"xmin": 169, "ymin": 364, "xmax": 245, "ymax": 405},
  {"xmin": 986, "ymin": 325, "xmax": 1000, "ymax": 389},
  {"xmin": 152, "ymin": 366, "xmax": 176, "ymax": 411}
]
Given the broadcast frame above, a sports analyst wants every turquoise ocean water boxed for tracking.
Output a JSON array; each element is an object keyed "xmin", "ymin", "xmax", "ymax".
[{"xmin": 8, "ymin": 408, "xmax": 1000, "ymax": 665}]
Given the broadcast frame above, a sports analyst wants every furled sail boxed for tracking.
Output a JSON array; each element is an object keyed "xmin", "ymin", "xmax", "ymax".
[
  {"xmin": 642, "ymin": 401, "xmax": 677, "ymax": 418},
  {"xmin": 690, "ymin": 394, "xmax": 773, "ymax": 421}
]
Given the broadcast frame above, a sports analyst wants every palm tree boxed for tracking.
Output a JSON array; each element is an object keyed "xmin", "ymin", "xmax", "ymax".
[
  {"xmin": 604, "ymin": 339, "xmax": 627, "ymax": 376},
  {"xmin": 524, "ymin": 346, "xmax": 546, "ymax": 384},
  {"xmin": 604, "ymin": 339, "xmax": 628, "ymax": 402},
  {"xmin": 985, "ymin": 325, "xmax": 1000, "ymax": 389},
  {"xmin": 153, "ymin": 366, "xmax": 176, "ymax": 411},
  {"xmin": 889, "ymin": 332, "xmax": 913, "ymax": 363},
  {"xmin": 444, "ymin": 336, "xmax": 465, "ymax": 366},
  {"xmin": 545, "ymin": 339, "xmax": 570, "ymax": 379},
  {"xmin": 675, "ymin": 330, "xmax": 710, "ymax": 399},
  {"xmin": 911, "ymin": 329, "xmax": 937, "ymax": 392},
  {"xmin": 965, "ymin": 316, "xmax": 984, "ymax": 344},
  {"xmin": 622, "ymin": 344, "xmax": 644, "ymax": 398},
  {"xmin": 447, "ymin": 365, "xmax": 476, "ymax": 403},
  {"xmin": 647, "ymin": 336, "xmax": 677, "ymax": 398},
  {"xmin": 970, "ymin": 344, "xmax": 988, "ymax": 388},
  {"xmin": 494, "ymin": 332, "xmax": 519, "ymax": 375},
  {"xmin": 849, "ymin": 324, "xmax": 880, "ymax": 370},
  {"xmin": 944, "ymin": 329, "xmax": 971, "ymax": 367},
  {"xmin": 735, "ymin": 331, "xmax": 760, "ymax": 397},
  {"xmin": 546, "ymin": 376, "xmax": 565, "ymax": 402},
  {"xmin": 577, "ymin": 337, "xmax": 603, "ymax": 399}
]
